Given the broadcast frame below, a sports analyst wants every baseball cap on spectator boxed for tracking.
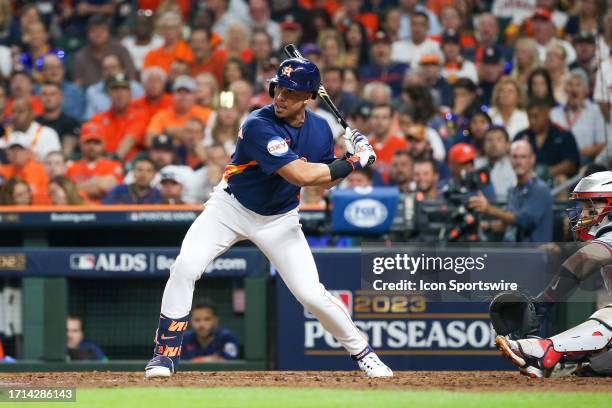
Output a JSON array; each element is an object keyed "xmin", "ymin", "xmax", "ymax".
[
  {"xmin": 106, "ymin": 74, "xmax": 130, "ymax": 90},
  {"xmin": 6, "ymin": 131, "xmax": 29, "ymax": 149},
  {"xmin": 280, "ymin": 15, "xmax": 301, "ymax": 31},
  {"xmin": 453, "ymin": 77, "xmax": 478, "ymax": 93},
  {"xmin": 532, "ymin": 8, "xmax": 552, "ymax": 22},
  {"xmin": 88, "ymin": 14, "xmax": 110, "ymax": 29},
  {"xmin": 448, "ymin": 143, "xmax": 476, "ymax": 164},
  {"xmin": 152, "ymin": 134, "xmax": 174, "ymax": 150},
  {"xmin": 300, "ymin": 43, "xmax": 321, "ymax": 56},
  {"xmin": 482, "ymin": 47, "xmax": 502, "ymax": 64},
  {"xmin": 442, "ymin": 29, "xmax": 461, "ymax": 45},
  {"xmin": 160, "ymin": 165, "xmax": 185, "ymax": 185},
  {"xmin": 80, "ymin": 122, "xmax": 105, "ymax": 143},
  {"xmin": 573, "ymin": 32, "xmax": 596, "ymax": 44},
  {"xmin": 372, "ymin": 30, "xmax": 391, "ymax": 45},
  {"xmin": 419, "ymin": 54, "xmax": 441, "ymax": 65},
  {"xmin": 351, "ymin": 101, "xmax": 373, "ymax": 119},
  {"xmin": 405, "ymin": 125, "xmax": 426, "ymax": 141},
  {"xmin": 172, "ymin": 75, "xmax": 196, "ymax": 92}
]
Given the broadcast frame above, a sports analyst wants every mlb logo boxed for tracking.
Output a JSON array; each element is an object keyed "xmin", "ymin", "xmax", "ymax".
[
  {"xmin": 303, "ymin": 290, "xmax": 353, "ymax": 318},
  {"xmin": 70, "ymin": 254, "xmax": 96, "ymax": 270}
]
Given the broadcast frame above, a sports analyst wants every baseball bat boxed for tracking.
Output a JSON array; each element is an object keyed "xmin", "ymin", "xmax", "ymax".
[
  {"xmin": 283, "ymin": 44, "xmax": 375, "ymax": 165},
  {"xmin": 283, "ymin": 44, "xmax": 349, "ymax": 129}
]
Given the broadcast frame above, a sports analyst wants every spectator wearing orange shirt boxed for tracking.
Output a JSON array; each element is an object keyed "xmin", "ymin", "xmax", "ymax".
[
  {"xmin": 190, "ymin": 28, "xmax": 227, "ymax": 88},
  {"xmin": 143, "ymin": 11, "xmax": 194, "ymax": 74},
  {"xmin": 0, "ymin": 133, "xmax": 49, "ymax": 204},
  {"xmin": 429, "ymin": 6, "xmax": 476, "ymax": 50},
  {"xmin": 333, "ymin": 0, "xmax": 378, "ymax": 39},
  {"xmin": 4, "ymin": 71, "xmax": 43, "ymax": 117},
  {"xmin": 367, "ymin": 104, "xmax": 407, "ymax": 184},
  {"xmin": 90, "ymin": 74, "xmax": 148, "ymax": 161},
  {"xmin": 130, "ymin": 67, "xmax": 174, "ymax": 125},
  {"xmin": 146, "ymin": 76, "xmax": 212, "ymax": 146},
  {"xmin": 66, "ymin": 122, "xmax": 123, "ymax": 203}
]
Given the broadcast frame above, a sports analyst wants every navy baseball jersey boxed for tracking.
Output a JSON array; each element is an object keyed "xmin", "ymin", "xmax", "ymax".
[
  {"xmin": 224, "ymin": 104, "xmax": 335, "ymax": 215},
  {"xmin": 180, "ymin": 328, "xmax": 239, "ymax": 360}
]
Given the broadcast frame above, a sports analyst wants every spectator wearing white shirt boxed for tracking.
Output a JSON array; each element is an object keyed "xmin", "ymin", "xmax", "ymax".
[
  {"xmin": 121, "ymin": 10, "xmax": 164, "ymax": 73},
  {"xmin": 0, "ymin": 43, "xmax": 11, "ymax": 79},
  {"xmin": 531, "ymin": 8, "xmax": 576, "ymax": 65},
  {"xmin": 441, "ymin": 30, "xmax": 478, "ymax": 85},
  {"xmin": 1, "ymin": 97, "xmax": 60, "ymax": 161},
  {"xmin": 398, "ymin": 0, "xmax": 441, "ymax": 41},
  {"xmin": 391, "ymin": 11, "xmax": 440, "ymax": 66},
  {"xmin": 594, "ymin": 11, "xmax": 612, "ymax": 124},
  {"xmin": 248, "ymin": 0, "xmax": 281, "ymax": 50},
  {"xmin": 550, "ymin": 69, "xmax": 607, "ymax": 161},
  {"xmin": 189, "ymin": 144, "xmax": 228, "ymax": 203},
  {"xmin": 595, "ymin": 11, "xmax": 612, "ymax": 68},
  {"xmin": 487, "ymin": 76, "xmax": 529, "ymax": 140}
]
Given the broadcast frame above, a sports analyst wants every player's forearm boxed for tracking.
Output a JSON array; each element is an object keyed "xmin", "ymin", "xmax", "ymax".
[
  {"xmin": 292, "ymin": 163, "xmax": 334, "ymax": 186},
  {"xmin": 319, "ymin": 179, "xmax": 343, "ymax": 189}
]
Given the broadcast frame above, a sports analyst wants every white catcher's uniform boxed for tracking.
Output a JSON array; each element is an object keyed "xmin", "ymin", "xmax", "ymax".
[
  {"xmin": 160, "ymin": 105, "xmax": 369, "ymax": 355},
  {"xmin": 514, "ymin": 230, "xmax": 612, "ymax": 375}
]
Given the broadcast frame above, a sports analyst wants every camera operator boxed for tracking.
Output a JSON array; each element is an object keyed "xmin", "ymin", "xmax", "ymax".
[
  {"xmin": 414, "ymin": 158, "xmax": 440, "ymax": 200},
  {"xmin": 468, "ymin": 140, "xmax": 553, "ymax": 242},
  {"xmin": 447, "ymin": 143, "xmax": 496, "ymax": 201}
]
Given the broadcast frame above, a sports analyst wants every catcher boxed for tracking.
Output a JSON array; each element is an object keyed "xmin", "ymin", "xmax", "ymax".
[{"xmin": 490, "ymin": 171, "xmax": 612, "ymax": 378}]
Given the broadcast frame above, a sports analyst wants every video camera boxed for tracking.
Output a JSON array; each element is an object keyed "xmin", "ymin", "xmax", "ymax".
[{"xmin": 416, "ymin": 168, "xmax": 490, "ymax": 243}]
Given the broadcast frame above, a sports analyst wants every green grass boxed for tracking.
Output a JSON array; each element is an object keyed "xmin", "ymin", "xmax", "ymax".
[{"xmin": 10, "ymin": 388, "xmax": 611, "ymax": 408}]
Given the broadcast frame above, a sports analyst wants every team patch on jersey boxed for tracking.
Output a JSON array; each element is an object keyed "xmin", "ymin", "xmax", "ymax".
[{"xmin": 267, "ymin": 137, "xmax": 289, "ymax": 156}]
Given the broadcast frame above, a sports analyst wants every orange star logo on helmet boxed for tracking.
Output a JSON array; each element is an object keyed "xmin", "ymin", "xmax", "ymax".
[{"xmin": 282, "ymin": 65, "xmax": 294, "ymax": 77}]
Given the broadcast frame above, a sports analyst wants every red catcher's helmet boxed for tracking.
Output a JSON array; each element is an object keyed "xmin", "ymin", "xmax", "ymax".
[{"xmin": 567, "ymin": 171, "xmax": 612, "ymax": 241}]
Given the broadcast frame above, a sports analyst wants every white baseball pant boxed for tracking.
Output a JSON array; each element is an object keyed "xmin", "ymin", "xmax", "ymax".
[{"xmin": 160, "ymin": 186, "xmax": 368, "ymax": 355}]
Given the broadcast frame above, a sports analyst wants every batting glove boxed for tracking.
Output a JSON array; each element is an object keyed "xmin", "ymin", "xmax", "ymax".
[
  {"xmin": 343, "ymin": 127, "xmax": 355, "ymax": 154},
  {"xmin": 348, "ymin": 141, "xmax": 376, "ymax": 169},
  {"xmin": 345, "ymin": 128, "xmax": 370, "ymax": 152}
]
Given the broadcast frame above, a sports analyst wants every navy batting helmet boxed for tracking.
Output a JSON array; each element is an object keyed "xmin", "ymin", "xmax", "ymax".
[{"xmin": 268, "ymin": 58, "xmax": 320, "ymax": 99}]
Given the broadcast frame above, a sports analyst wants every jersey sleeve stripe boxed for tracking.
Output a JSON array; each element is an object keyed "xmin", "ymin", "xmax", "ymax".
[{"xmin": 223, "ymin": 160, "xmax": 258, "ymax": 181}]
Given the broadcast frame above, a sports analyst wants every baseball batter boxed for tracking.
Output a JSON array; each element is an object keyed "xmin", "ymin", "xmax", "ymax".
[
  {"xmin": 145, "ymin": 58, "xmax": 393, "ymax": 378},
  {"xmin": 494, "ymin": 171, "xmax": 612, "ymax": 378}
]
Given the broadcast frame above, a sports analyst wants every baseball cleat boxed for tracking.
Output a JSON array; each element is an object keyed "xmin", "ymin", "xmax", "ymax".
[
  {"xmin": 496, "ymin": 335, "xmax": 527, "ymax": 367},
  {"xmin": 355, "ymin": 350, "xmax": 393, "ymax": 378},
  {"xmin": 519, "ymin": 365, "xmax": 544, "ymax": 379},
  {"xmin": 145, "ymin": 355, "xmax": 174, "ymax": 379},
  {"xmin": 495, "ymin": 336, "xmax": 562, "ymax": 378}
]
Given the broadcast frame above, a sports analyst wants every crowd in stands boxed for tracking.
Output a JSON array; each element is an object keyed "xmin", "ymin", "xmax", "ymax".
[{"xmin": 0, "ymin": 0, "xmax": 609, "ymax": 210}]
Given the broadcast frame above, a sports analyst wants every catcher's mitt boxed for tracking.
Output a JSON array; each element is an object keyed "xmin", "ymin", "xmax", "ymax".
[{"xmin": 489, "ymin": 291, "xmax": 542, "ymax": 339}]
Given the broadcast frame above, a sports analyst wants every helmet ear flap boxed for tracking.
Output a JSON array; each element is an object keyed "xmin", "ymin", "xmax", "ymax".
[{"xmin": 269, "ymin": 82, "xmax": 276, "ymax": 98}]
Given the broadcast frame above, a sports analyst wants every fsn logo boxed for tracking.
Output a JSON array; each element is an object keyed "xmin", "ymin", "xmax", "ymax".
[{"xmin": 304, "ymin": 290, "xmax": 353, "ymax": 318}]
